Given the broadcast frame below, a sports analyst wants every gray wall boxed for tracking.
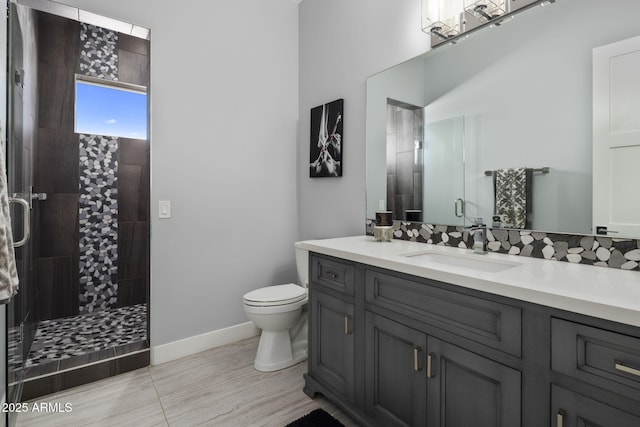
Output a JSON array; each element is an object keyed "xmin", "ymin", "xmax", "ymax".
[
  {"xmin": 46, "ymin": 0, "xmax": 432, "ymax": 349},
  {"xmin": 59, "ymin": 0, "xmax": 300, "ymax": 347},
  {"xmin": 298, "ymin": 0, "xmax": 430, "ymax": 239}
]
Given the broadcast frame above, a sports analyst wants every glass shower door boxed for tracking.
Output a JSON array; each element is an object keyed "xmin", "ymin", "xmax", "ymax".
[
  {"xmin": 6, "ymin": 3, "xmax": 36, "ymax": 419},
  {"xmin": 3, "ymin": 1, "xmax": 150, "ymax": 407},
  {"xmin": 423, "ymin": 116, "xmax": 466, "ymax": 226}
]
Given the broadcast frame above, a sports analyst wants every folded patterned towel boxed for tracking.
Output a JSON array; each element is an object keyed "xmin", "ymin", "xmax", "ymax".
[
  {"xmin": 0, "ymin": 130, "xmax": 19, "ymax": 303},
  {"xmin": 493, "ymin": 167, "xmax": 533, "ymax": 229}
]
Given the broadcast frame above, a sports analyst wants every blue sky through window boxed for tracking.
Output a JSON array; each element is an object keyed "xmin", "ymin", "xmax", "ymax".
[{"xmin": 76, "ymin": 80, "xmax": 148, "ymax": 139}]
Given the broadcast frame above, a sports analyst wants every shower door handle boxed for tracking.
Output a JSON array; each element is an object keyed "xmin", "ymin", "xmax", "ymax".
[
  {"xmin": 8, "ymin": 197, "xmax": 30, "ymax": 248},
  {"xmin": 454, "ymin": 198, "xmax": 464, "ymax": 218}
]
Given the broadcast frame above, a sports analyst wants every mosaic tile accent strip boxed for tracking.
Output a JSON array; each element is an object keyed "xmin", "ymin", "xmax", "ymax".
[
  {"xmin": 80, "ymin": 23, "xmax": 118, "ymax": 81},
  {"xmin": 25, "ymin": 304, "xmax": 147, "ymax": 368},
  {"xmin": 486, "ymin": 229, "xmax": 640, "ymax": 271},
  {"xmin": 79, "ymin": 134, "xmax": 119, "ymax": 313},
  {"xmin": 366, "ymin": 219, "xmax": 640, "ymax": 271}
]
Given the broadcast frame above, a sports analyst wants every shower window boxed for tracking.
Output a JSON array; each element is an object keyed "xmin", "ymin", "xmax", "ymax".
[{"xmin": 75, "ymin": 75, "xmax": 148, "ymax": 139}]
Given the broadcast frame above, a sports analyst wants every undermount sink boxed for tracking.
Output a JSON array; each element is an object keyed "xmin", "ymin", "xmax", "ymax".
[{"xmin": 401, "ymin": 250, "xmax": 521, "ymax": 273}]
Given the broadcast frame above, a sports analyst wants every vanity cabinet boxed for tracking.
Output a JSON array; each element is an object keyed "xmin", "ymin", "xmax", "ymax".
[
  {"xmin": 308, "ymin": 289, "xmax": 355, "ymax": 402},
  {"xmin": 305, "ymin": 254, "xmax": 356, "ymax": 403},
  {"xmin": 551, "ymin": 385, "xmax": 640, "ymax": 427},
  {"xmin": 364, "ymin": 312, "xmax": 427, "ymax": 426},
  {"xmin": 426, "ymin": 337, "xmax": 520, "ymax": 427},
  {"xmin": 304, "ymin": 251, "xmax": 640, "ymax": 427},
  {"xmin": 364, "ymin": 312, "xmax": 520, "ymax": 427},
  {"xmin": 550, "ymin": 318, "xmax": 640, "ymax": 427},
  {"xmin": 364, "ymin": 271, "xmax": 521, "ymax": 427}
]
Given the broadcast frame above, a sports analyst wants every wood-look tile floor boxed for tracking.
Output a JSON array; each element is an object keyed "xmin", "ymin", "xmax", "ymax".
[{"xmin": 17, "ymin": 337, "xmax": 359, "ymax": 427}]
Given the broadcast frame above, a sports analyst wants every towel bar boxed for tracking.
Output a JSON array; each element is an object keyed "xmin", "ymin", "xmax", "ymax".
[{"xmin": 484, "ymin": 167, "xmax": 549, "ymax": 176}]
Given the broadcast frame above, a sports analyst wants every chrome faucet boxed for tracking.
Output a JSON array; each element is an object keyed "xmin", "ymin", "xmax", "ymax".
[{"xmin": 468, "ymin": 217, "xmax": 487, "ymax": 255}]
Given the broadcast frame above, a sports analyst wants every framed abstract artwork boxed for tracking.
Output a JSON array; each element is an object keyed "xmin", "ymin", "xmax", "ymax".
[{"xmin": 309, "ymin": 98, "xmax": 343, "ymax": 178}]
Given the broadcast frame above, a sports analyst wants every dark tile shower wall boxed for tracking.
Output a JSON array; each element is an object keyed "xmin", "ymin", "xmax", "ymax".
[
  {"xmin": 36, "ymin": 12, "xmax": 81, "ymax": 320},
  {"xmin": 35, "ymin": 11, "xmax": 150, "ymax": 320},
  {"xmin": 117, "ymin": 34, "xmax": 151, "ymax": 307},
  {"xmin": 117, "ymin": 33, "xmax": 150, "ymax": 308},
  {"xmin": 386, "ymin": 104, "xmax": 423, "ymax": 221},
  {"xmin": 118, "ymin": 34, "xmax": 150, "ymax": 87}
]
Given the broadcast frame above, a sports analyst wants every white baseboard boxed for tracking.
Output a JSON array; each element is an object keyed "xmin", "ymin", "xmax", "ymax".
[{"xmin": 150, "ymin": 321, "xmax": 260, "ymax": 366}]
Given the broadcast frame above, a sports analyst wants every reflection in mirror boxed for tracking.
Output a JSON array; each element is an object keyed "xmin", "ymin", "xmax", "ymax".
[
  {"xmin": 366, "ymin": 0, "xmax": 640, "ymax": 239},
  {"xmin": 385, "ymin": 100, "xmax": 423, "ymax": 222},
  {"xmin": 423, "ymin": 116, "xmax": 464, "ymax": 226},
  {"xmin": 383, "ymin": 103, "xmax": 465, "ymax": 226}
]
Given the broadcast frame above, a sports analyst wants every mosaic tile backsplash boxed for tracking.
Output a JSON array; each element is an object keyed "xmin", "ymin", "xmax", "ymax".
[{"xmin": 366, "ymin": 220, "xmax": 640, "ymax": 271}]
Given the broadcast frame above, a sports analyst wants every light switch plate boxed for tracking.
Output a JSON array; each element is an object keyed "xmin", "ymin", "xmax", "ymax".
[{"xmin": 159, "ymin": 200, "xmax": 171, "ymax": 219}]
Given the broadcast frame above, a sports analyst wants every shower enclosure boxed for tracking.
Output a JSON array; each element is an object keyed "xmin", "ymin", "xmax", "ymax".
[{"xmin": 4, "ymin": 0, "xmax": 150, "ymax": 419}]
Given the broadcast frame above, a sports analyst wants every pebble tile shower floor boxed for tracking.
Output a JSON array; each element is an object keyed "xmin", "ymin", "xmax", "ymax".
[{"xmin": 24, "ymin": 304, "xmax": 147, "ymax": 377}]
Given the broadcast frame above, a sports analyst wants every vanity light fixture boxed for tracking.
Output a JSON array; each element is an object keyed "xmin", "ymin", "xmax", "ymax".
[
  {"xmin": 464, "ymin": 0, "xmax": 507, "ymax": 24},
  {"xmin": 421, "ymin": 0, "xmax": 465, "ymax": 41},
  {"xmin": 423, "ymin": 0, "xmax": 559, "ymax": 48}
]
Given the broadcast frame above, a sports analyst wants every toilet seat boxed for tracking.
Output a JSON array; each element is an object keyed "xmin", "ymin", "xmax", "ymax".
[{"xmin": 243, "ymin": 284, "xmax": 307, "ymax": 307}]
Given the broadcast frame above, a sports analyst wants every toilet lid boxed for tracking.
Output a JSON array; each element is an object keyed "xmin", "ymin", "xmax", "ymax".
[{"xmin": 243, "ymin": 284, "xmax": 307, "ymax": 306}]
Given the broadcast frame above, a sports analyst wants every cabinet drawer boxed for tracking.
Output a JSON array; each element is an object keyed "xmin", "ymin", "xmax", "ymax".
[
  {"xmin": 552, "ymin": 318, "xmax": 640, "ymax": 398},
  {"xmin": 365, "ymin": 270, "xmax": 521, "ymax": 357},
  {"xmin": 552, "ymin": 385, "xmax": 640, "ymax": 427},
  {"xmin": 310, "ymin": 254, "xmax": 355, "ymax": 296}
]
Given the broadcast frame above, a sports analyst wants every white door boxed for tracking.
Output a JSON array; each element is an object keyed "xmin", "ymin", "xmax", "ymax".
[{"xmin": 593, "ymin": 35, "xmax": 640, "ymax": 237}]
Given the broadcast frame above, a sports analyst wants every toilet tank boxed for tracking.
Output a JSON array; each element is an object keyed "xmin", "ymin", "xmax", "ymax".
[{"xmin": 294, "ymin": 242, "xmax": 309, "ymax": 288}]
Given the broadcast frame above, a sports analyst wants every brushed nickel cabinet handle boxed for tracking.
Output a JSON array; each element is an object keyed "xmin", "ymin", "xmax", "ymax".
[
  {"xmin": 615, "ymin": 360, "xmax": 640, "ymax": 377},
  {"xmin": 326, "ymin": 271, "xmax": 338, "ymax": 279},
  {"xmin": 413, "ymin": 347, "xmax": 422, "ymax": 371},
  {"xmin": 426, "ymin": 353, "xmax": 434, "ymax": 378},
  {"xmin": 556, "ymin": 409, "xmax": 566, "ymax": 427},
  {"xmin": 344, "ymin": 315, "xmax": 351, "ymax": 335}
]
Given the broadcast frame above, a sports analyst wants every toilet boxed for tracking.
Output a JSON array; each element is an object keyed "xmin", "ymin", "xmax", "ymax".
[{"xmin": 243, "ymin": 242, "xmax": 309, "ymax": 372}]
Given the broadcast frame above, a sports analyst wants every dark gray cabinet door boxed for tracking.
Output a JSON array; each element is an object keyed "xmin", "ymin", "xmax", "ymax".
[
  {"xmin": 365, "ymin": 312, "xmax": 427, "ymax": 427},
  {"xmin": 426, "ymin": 337, "xmax": 521, "ymax": 427},
  {"xmin": 309, "ymin": 289, "xmax": 355, "ymax": 401},
  {"xmin": 551, "ymin": 385, "xmax": 640, "ymax": 427}
]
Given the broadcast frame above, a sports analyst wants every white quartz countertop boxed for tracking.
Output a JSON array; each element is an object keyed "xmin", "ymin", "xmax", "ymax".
[{"xmin": 298, "ymin": 236, "xmax": 640, "ymax": 328}]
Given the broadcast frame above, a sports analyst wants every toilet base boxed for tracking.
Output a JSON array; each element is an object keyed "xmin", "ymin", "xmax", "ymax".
[{"xmin": 254, "ymin": 330, "xmax": 307, "ymax": 372}]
